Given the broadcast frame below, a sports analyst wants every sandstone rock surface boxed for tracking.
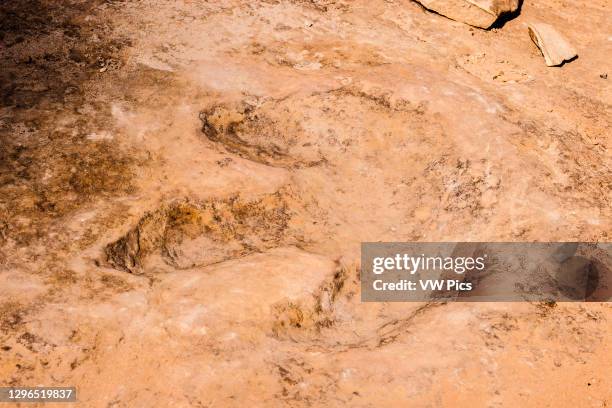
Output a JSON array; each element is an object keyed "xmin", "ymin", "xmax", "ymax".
[
  {"xmin": 528, "ymin": 22, "xmax": 578, "ymax": 66},
  {"xmin": 415, "ymin": 0, "xmax": 520, "ymax": 28},
  {"xmin": 0, "ymin": 0, "xmax": 610, "ymax": 406}
]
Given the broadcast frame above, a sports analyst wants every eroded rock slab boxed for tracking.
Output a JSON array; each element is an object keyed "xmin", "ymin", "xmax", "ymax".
[
  {"xmin": 528, "ymin": 22, "xmax": 578, "ymax": 66},
  {"xmin": 415, "ymin": 0, "xmax": 520, "ymax": 28}
]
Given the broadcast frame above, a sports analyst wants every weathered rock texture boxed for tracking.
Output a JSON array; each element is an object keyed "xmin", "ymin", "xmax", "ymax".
[
  {"xmin": 528, "ymin": 22, "xmax": 578, "ymax": 66},
  {"xmin": 414, "ymin": 0, "xmax": 520, "ymax": 28},
  {"xmin": 0, "ymin": 0, "xmax": 610, "ymax": 406}
]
